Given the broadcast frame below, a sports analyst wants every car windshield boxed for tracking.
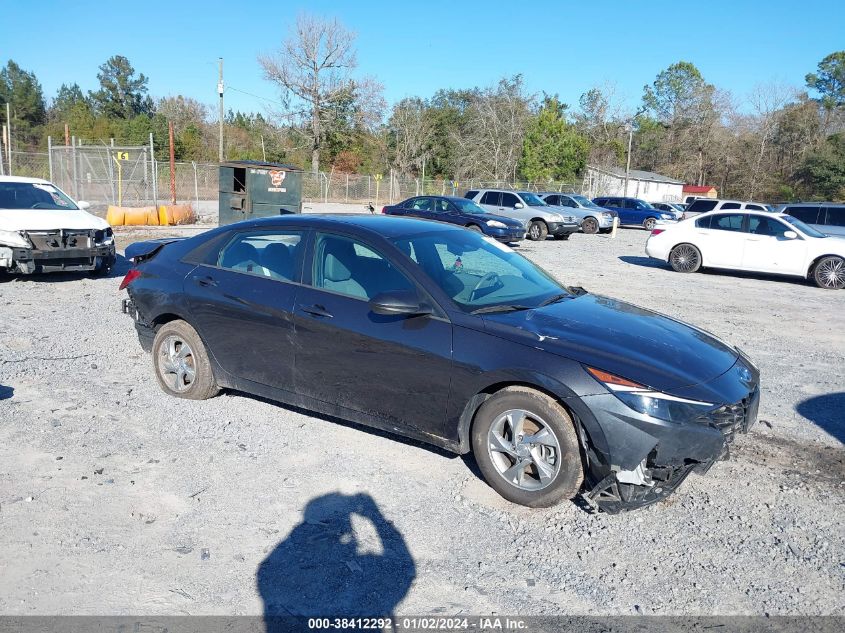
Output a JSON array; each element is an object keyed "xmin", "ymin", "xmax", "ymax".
[
  {"xmin": 571, "ymin": 195, "xmax": 601, "ymax": 208},
  {"xmin": 783, "ymin": 215, "xmax": 827, "ymax": 238},
  {"xmin": 451, "ymin": 198, "xmax": 488, "ymax": 215},
  {"xmin": 393, "ymin": 229, "xmax": 567, "ymax": 312},
  {"xmin": 518, "ymin": 192, "xmax": 547, "ymax": 206},
  {"xmin": 0, "ymin": 182, "xmax": 79, "ymax": 210}
]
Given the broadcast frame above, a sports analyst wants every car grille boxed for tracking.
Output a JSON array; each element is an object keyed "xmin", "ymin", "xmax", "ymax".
[{"xmin": 708, "ymin": 389, "xmax": 759, "ymax": 443}]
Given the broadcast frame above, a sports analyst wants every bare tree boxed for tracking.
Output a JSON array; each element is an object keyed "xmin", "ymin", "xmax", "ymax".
[
  {"xmin": 389, "ymin": 98, "xmax": 433, "ymax": 177},
  {"xmin": 260, "ymin": 13, "xmax": 362, "ymax": 173},
  {"xmin": 745, "ymin": 83, "xmax": 797, "ymax": 198}
]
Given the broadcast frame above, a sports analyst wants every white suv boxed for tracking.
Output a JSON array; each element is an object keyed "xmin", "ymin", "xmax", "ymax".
[{"xmin": 684, "ymin": 199, "xmax": 769, "ymax": 218}]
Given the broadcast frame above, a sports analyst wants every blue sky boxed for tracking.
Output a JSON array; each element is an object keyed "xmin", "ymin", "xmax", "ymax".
[{"xmin": 2, "ymin": 0, "xmax": 843, "ymax": 117}]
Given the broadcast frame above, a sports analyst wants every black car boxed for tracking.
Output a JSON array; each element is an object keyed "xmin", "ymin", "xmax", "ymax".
[
  {"xmin": 121, "ymin": 215, "xmax": 760, "ymax": 513},
  {"xmin": 382, "ymin": 195, "xmax": 525, "ymax": 243}
]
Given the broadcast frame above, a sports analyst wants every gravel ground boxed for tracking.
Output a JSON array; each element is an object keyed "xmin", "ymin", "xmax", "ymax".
[{"xmin": 0, "ymin": 225, "xmax": 843, "ymax": 617}]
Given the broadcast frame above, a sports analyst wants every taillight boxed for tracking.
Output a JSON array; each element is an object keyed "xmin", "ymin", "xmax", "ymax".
[
  {"xmin": 119, "ymin": 268, "xmax": 141, "ymax": 290},
  {"xmin": 381, "ymin": 206, "xmax": 388, "ymax": 214},
  {"xmin": 650, "ymin": 229, "xmax": 665, "ymax": 236}
]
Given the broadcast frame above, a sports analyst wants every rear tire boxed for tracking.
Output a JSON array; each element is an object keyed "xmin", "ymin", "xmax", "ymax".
[
  {"xmin": 152, "ymin": 320, "xmax": 220, "ymax": 400},
  {"xmin": 669, "ymin": 243, "xmax": 702, "ymax": 273},
  {"xmin": 813, "ymin": 255, "xmax": 845, "ymax": 289},
  {"xmin": 471, "ymin": 387, "xmax": 583, "ymax": 507},
  {"xmin": 643, "ymin": 217, "xmax": 657, "ymax": 231},
  {"xmin": 582, "ymin": 217, "xmax": 599, "ymax": 234},
  {"xmin": 527, "ymin": 220, "xmax": 548, "ymax": 241}
]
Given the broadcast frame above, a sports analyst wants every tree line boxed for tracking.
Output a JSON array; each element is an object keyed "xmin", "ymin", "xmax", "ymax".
[{"xmin": 1, "ymin": 14, "xmax": 843, "ymax": 201}]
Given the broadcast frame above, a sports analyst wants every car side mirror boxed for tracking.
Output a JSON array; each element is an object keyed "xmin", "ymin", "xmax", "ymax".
[
  {"xmin": 514, "ymin": 202, "xmax": 524, "ymax": 209},
  {"xmin": 369, "ymin": 290, "xmax": 432, "ymax": 317},
  {"xmin": 78, "ymin": 201, "xmax": 91, "ymax": 210},
  {"xmin": 783, "ymin": 230, "xmax": 798, "ymax": 239}
]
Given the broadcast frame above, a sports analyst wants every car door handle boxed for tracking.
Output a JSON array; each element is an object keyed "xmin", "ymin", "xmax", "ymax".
[
  {"xmin": 747, "ymin": 238, "xmax": 761, "ymax": 242},
  {"xmin": 192, "ymin": 275, "xmax": 218, "ymax": 287},
  {"xmin": 299, "ymin": 304, "xmax": 333, "ymax": 318}
]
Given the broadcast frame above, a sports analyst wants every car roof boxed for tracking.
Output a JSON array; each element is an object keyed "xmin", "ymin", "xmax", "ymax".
[
  {"xmin": 232, "ymin": 213, "xmax": 466, "ymax": 238},
  {"xmin": 0, "ymin": 175, "xmax": 52, "ymax": 184}
]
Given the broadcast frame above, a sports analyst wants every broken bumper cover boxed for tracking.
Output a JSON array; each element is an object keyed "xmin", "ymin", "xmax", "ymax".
[
  {"xmin": 580, "ymin": 385, "xmax": 760, "ymax": 513},
  {"xmin": 1, "ymin": 229, "xmax": 115, "ymax": 273},
  {"xmin": 122, "ymin": 297, "xmax": 155, "ymax": 352}
]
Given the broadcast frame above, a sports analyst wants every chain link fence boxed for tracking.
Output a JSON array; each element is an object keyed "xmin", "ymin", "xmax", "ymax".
[{"xmin": 4, "ymin": 148, "xmax": 589, "ymax": 211}]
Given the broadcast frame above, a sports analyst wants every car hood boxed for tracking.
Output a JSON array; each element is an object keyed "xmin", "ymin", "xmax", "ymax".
[
  {"xmin": 481, "ymin": 293, "xmax": 739, "ymax": 392},
  {"xmin": 0, "ymin": 208, "xmax": 109, "ymax": 232}
]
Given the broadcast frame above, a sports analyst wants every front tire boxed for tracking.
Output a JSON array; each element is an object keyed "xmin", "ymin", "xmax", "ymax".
[
  {"xmin": 152, "ymin": 320, "xmax": 219, "ymax": 400},
  {"xmin": 669, "ymin": 243, "xmax": 702, "ymax": 273},
  {"xmin": 813, "ymin": 255, "xmax": 845, "ymax": 289},
  {"xmin": 643, "ymin": 217, "xmax": 657, "ymax": 231},
  {"xmin": 471, "ymin": 387, "xmax": 583, "ymax": 507},
  {"xmin": 527, "ymin": 220, "xmax": 548, "ymax": 241},
  {"xmin": 582, "ymin": 217, "xmax": 599, "ymax": 234}
]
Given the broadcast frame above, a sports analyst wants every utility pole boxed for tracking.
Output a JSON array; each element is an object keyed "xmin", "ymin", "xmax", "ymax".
[
  {"xmin": 218, "ymin": 58, "xmax": 224, "ymax": 163},
  {"xmin": 623, "ymin": 121, "xmax": 634, "ymax": 197},
  {"xmin": 169, "ymin": 121, "xmax": 177, "ymax": 205},
  {"xmin": 6, "ymin": 102, "xmax": 12, "ymax": 174}
]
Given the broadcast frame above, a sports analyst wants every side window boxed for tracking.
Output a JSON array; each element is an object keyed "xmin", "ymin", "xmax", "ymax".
[
  {"xmin": 561, "ymin": 197, "xmax": 576, "ymax": 207},
  {"xmin": 480, "ymin": 191, "xmax": 500, "ymax": 206},
  {"xmin": 745, "ymin": 204, "xmax": 765, "ymax": 211},
  {"xmin": 501, "ymin": 192, "xmax": 520, "ymax": 208},
  {"xmin": 720, "ymin": 202, "xmax": 741, "ymax": 210},
  {"xmin": 695, "ymin": 215, "xmax": 712, "ymax": 229},
  {"xmin": 824, "ymin": 207, "xmax": 845, "ymax": 227},
  {"xmin": 624, "ymin": 199, "xmax": 639, "ymax": 209},
  {"xmin": 217, "ymin": 231, "xmax": 303, "ymax": 281},
  {"xmin": 710, "ymin": 214, "xmax": 744, "ymax": 232},
  {"xmin": 433, "ymin": 198, "xmax": 453, "ymax": 213},
  {"xmin": 544, "ymin": 195, "xmax": 558, "ymax": 205},
  {"xmin": 464, "ymin": 190, "xmax": 479, "ymax": 200},
  {"xmin": 409, "ymin": 197, "xmax": 433, "ymax": 211},
  {"xmin": 786, "ymin": 206, "xmax": 819, "ymax": 224},
  {"xmin": 747, "ymin": 215, "xmax": 790, "ymax": 237},
  {"xmin": 689, "ymin": 199, "xmax": 718, "ymax": 213},
  {"xmin": 312, "ymin": 233, "xmax": 415, "ymax": 301}
]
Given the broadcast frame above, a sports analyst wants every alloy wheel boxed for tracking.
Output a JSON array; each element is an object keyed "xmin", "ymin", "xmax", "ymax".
[
  {"xmin": 671, "ymin": 244, "xmax": 701, "ymax": 272},
  {"xmin": 529, "ymin": 224, "xmax": 541, "ymax": 239},
  {"xmin": 487, "ymin": 409, "xmax": 561, "ymax": 491},
  {"xmin": 817, "ymin": 257, "xmax": 845, "ymax": 289},
  {"xmin": 582, "ymin": 218, "xmax": 598, "ymax": 234},
  {"xmin": 644, "ymin": 218, "xmax": 656, "ymax": 231},
  {"xmin": 157, "ymin": 335, "xmax": 196, "ymax": 392}
]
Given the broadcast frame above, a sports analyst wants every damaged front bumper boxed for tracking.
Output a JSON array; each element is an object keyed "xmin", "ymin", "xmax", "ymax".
[
  {"xmin": 579, "ymin": 386, "xmax": 760, "ymax": 514},
  {"xmin": 0, "ymin": 228, "xmax": 115, "ymax": 273}
]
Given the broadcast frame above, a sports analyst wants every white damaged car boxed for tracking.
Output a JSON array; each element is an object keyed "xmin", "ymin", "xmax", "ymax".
[{"xmin": 0, "ymin": 176, "xmax": 115, "ymax": 276}]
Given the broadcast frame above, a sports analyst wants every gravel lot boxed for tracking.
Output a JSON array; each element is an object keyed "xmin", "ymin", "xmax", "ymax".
[{"xmin": 1, "ymin": 224, "xmax": 843, "ymax": 617}]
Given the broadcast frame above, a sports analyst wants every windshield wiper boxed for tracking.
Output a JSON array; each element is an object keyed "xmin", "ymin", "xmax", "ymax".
[
  {"xmin": 470, "ymin": 304, "xmax": 533, "ymax": 315},
  {"xmin": 537, "ymin": 293, "xmax": 571, "ymax": 307}
]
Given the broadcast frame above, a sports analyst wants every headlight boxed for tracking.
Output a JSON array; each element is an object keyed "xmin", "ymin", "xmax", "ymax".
[
  {"xmin": 94, "ymin": 227, "xmax": 114, "ymax": 243},
  {"xmin": 0, "ymin": 230, "xmax": 31, "ymax": 248},
  {"xmin": 586, "ymin": 366, "xmax": 714, "ymax": 422},
  {"xmin": 486, "ymin": 220, "xmax": 507, "ymax": 229},
  {"xmin": 660, "ymin": 213, "xmax": 673, "ymax": 220},
  {"xmin": 602, "ymin": 212, "xmax": 612, "ymax": 219},
  {"xmin": 549, "ymin": 213, "xmax": 563, "ymax": 221}
]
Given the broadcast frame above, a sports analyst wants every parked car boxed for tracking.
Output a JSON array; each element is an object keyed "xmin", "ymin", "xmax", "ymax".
[
  {"xmin": 464, "ymin": 189, "xmax": 579, "ymax": 241},
  {"xmin": 536, "ymin": 192, "xmax": 616, "ymax": 234},
  {"xmin": 683, "ymin": 198, "xmax": 768, "ymax": 219},
  {"xmin": 381, "ymin": 195, "xmax": 525, "ymax": 243},
  {"xmin": 652, "ymin": 202, "xmax": 687, "ymax": 217},
  {"xmin": 645, "ymin": 211, "xmax": 845, "ymax": 289},
  {"xmin": 591, "ymin": 196, "xmax": 679, "ymax": 230},
  {"xmin": 121, "ymin": 215, "xmax": 760, "ymax": 513},
  {"xmin": 774, "ymin": 203, "xmax": 845, "ymax": 238},
  {"xmin": 0, "ymin": 176, "xmax": 115, "ymax": 276}
]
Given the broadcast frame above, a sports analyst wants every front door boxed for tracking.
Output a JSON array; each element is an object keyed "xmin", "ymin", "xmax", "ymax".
[
  {"xmin": 742, "ymin": 214, "xmax": 807, "ymax": 274},
  {"xmin": 293, "ymin": 231, "xmax": 453, "ymax": 438},
  {"xmin": 184, "ymin": 228, "xmax": 306, "ymax": 390}
]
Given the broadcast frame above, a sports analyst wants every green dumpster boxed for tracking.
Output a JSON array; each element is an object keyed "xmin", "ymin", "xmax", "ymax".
[{"xmin": 218, "ymin": 160, "xmax": 303, "ymax": 226}]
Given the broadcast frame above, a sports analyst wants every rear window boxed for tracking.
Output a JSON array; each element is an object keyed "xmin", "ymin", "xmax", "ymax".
[
  {"xmin": 688, "ymin": 199, "xmax": 718, "ymax": 213},
  {"xmin": 695, "ymin": 216, "xmax": 712, "ymax": 229},
  {"xmin": 745, "ymin": 204, "xmax": 765, "ymax": 211}
]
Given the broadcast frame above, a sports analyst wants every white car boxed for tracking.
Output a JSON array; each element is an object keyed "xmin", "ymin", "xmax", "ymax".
[
  {"xmin": 0, "ymin": 176, "xmax": 115, "ymax": 275},
  {"xmin": 645, "ymin": 210, "xmax": 845, "ymax": 289}
]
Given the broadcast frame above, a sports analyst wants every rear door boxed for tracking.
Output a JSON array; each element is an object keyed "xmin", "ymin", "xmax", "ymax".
[
  {"xmin": 184, "ymin": 228, "xmax": 306, "ymax": 390},
  {"xmin": 293, "ymin": 231, "xmax": 453, "ymax": 435},
  {"xmin": 695, "ymin": 213, "xmax": 746, "ymax": 268},
  {"xmin": 742, "ymin": 214, "xmax": 807, "ymax": 274}
]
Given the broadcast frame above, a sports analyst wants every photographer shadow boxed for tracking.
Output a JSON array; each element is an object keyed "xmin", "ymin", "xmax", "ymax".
[{"xmin": 257, "ymin": 492, "xmax": 415, "ymax": 632}]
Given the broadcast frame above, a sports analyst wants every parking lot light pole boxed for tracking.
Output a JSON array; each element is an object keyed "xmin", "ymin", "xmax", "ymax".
[{"xmin": 624, "ymin": 122, "xmax": 633, "ymax": 197}]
